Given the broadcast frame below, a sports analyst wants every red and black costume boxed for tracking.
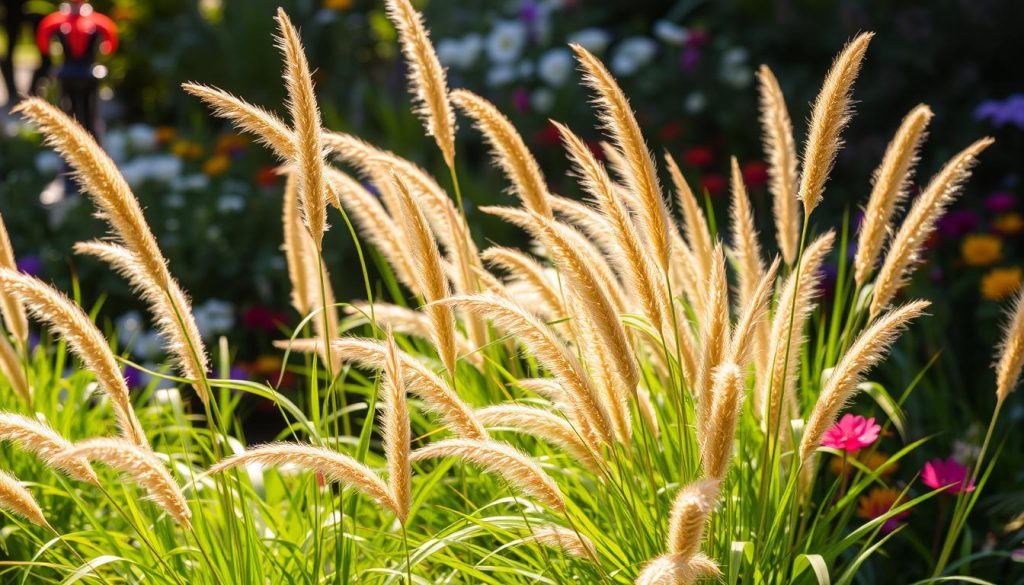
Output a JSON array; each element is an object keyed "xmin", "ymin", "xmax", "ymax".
[{"xmin": 36, "ymin": 0, "xmax": 117, "ymax": 133}]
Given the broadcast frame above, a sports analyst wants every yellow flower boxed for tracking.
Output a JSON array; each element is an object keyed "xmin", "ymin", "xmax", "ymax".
[
  {"xmin": 202, "ymin": 155, "xmax": 231, "ymax": 177},
  {"xmin": 324, "ymin": 0, "xmax": 353, "ymax": 9},
  {"xmin": 993, "ymin": 213, "xmax": 1024, "ymax": 236},
  {"xmin": 981, "ymin": 267, "xmax": 1022, "ymax": 300},
  {"xmin": 961, "ymin": 234, "xmax": 1002, "ymax": 266},
  {"xmin": 253, "ymin": 355, "xmax": 283, "ymax": 375},
  {"xmin": 172, "ymin": 140, "xmax": 203, "ymax": 160}
]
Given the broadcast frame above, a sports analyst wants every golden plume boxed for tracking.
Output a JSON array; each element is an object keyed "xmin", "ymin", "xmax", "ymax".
[
  {"xmin": 475, "ymin": 405, "xmax": 602, "ymax": 473},
  {"xmin": 0, "ymin": 413, "xmax": 97, "ymax": 484},
  {"xmin": 701, "ymin": 364, "xmax": 744, "ymax": 480},
  {"xmin": 481, "ymin": 247, "xmax": 565, "ymax": 319},
  {"xmin": 63, "ymin": 438, "xmax": 190, "ymax": 527},
  {"xmin": 382, "ymin": 331, "xmax": 411, "ymax": 523},
  {"xmin": 870, "ymin": 138, "xmax": 992, "ymax": 317},
  {"xmin": 572, "ymin": 44, "xmax": 672, "ymax": 272},
  {"xmin": 209, "ymin": 442, "xmax": 398, "ymax": 518},
  {"xmin": 275, "ymin": 8, "xmax": 328, "ymax": 248},
  {"xmin": 0, "ymin": 212, "xmax": 28, "ymax": 346},
  {"xmin": 410, "ymin": 438, "xmax": 566, "ymax": 512},
  {"xmin": 181, "ymin": 83, "xmax": 293, "ymax": 159},
  {"xmin": 695, "ymin": 245, "xmax": 730, "ymax": 420},
  {"xmin": 994, "ymin": 288, "xmax": 1024, "ymax": 403},
  {"xmin": 667, "ymin": 478, "xmax": 720, "ymax": 558},
  {"xmin": 635, "ymin": 553, "xmax": 720, "ymax": 585},
  {"xmin": 800, "ymin": 301, "xmax": 929, "ymax": 461},
  {"xmin": 798, "ymin": 33, "xmax": 874, "ymax": 215},
  {"xmin": 281, "ymin": 172, "xmax": 314, "ymax": 315},
  {"xmin": 0, "ymin": 334, "xmax": 30, "ymax": 405},
  {"xmin": 528, "ymin": 526, "xmax": 598, "ymax": 560},
  {"xmin": 729, "ymin": 156, "xmax": 766, "ymax": 312},
  {"xmin": 0, "ymin": 270, "xmax": 147, "ymax": 447},
  {"xmin": 854, "ymin": 105, "xmax": 933, "ymax": 285},
  {"xmin": 666, "ymin": 153, "xmax": 713, "ymax": 285},
  {"xmin": 756, "ymin": 65, "xmax": 800, "ymax": 265},
  {"xmin": 0, "ymin": 469, "xmax": 48, "ymax": 528},
  {"xmin": 451, "ymin": 90, "xmax": 550, "ymax": 217},
  {"xmin": 385, "ymin": 0, "xmax": 456, "ymax": 168}
]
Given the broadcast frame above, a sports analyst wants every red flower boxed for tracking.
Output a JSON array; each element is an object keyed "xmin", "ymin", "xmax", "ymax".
[
  {"xmin": 256, "ymin": 165, "xmax": 281, "ymax": 188},
  {"xmin": 742, "ymin": 161, "xmax": 769, "ymax": 187},
  {"xmin": 682, "ymin": 146, "xmax": 714, "ymax": 167},
  {"xmin": 242, "ymin": 305, "xmax": 287, "ymax": 332},
  {"xmin": 659, "ymin": 122, "xmax": 683, "ymax": 143},
  {"xmin": 534, "ymin": 122, "xmax": 563, "ymax": 146},
  {"xmin": 699, "ymin": 173, "xmax": 726, "ymax": 196}
]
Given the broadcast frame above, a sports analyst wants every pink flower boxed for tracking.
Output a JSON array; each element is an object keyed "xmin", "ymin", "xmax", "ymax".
[
  {"xmin": 822, "ymin": 414, "xmax": 881, "ymax": 453},
  {"xmin": 922, "ymin": 457, "xmax": 976, "ymax": 494}
]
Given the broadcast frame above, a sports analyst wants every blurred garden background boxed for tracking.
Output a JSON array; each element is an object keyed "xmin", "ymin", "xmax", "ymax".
[{"xmin": 1, "ymin": 0, "xmax": 1022, "ymax": 576}]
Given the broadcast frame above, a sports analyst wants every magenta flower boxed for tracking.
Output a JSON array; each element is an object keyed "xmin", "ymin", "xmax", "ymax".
[
  {"xmin": 822, "ymin": 414, "xmax": 881, "ymax": 453},
  {"xmin": 922, "ymin": 457, "xmax": 976, "ymax": 494}
]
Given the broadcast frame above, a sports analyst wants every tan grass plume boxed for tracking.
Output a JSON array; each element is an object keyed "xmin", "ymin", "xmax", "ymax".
[
  {"xmin": 528, "ymin": 525, "xmax": 597, "ymax": 560},
  {"xmin": 391, "ymin": 173, "xmax": 458, "ymax": 378},
  {"xmin": 62, "ymin": 438, "xmax": 190, "ymax": 527},
  {"xmin": 0, "ymin": 269, "xmax": 147, "ymax": 447},
  {"xmin": 572, "ymin": 44, "xmax": 672, "ymax": 273},
  {"xmin": 0, "ymin": 334, "xmax": 30, "ymax": 405},
  {"xmin": 728, "ymin": 257, "xmax": 780, "ymax": 370},
  {"xmin": 451, "ymin": 90, "xmax": 550, "ymax": 217},
  {"xmin": 481, "ymin": 247, "xmax": 565, "ymax": 319},
  {"xmin": 0, "ymin": 412, "xmax": 97, "ymax": 484},
  {"xmin": 325, "ymin": 337, "xmax": 487, "ymax": 439},
  {"xmin": 475, "ymin": 405, "xmax": 602, "ymax": 473},
  {"xmin": 870, "ymin": 137, "xmax": 992, "ymax": 317},
  {"xmin": 756, "ymin": 65, "xmax": 800, "ymax": 265},
  {"xmin": 275, "ymin": 9, "xmax": 328, "ymax": 248},
  {"xmin": 181, "ymin": 83, "xmax": 293, "ymax": 159},
  {"xmin": 0, "ymin": 469, "xmax": 48, "ymax": 528},
  {"xmin": 700, "ymin": 364, "xmax": 744, "ymax": 480},
  {"xmin": 410, "ymin": 438, "xmax": 566, "ymax": 512},
  {"xmin": 437, "ymin": 294, "xmax": 613, "ymax": 447},
  {"xmin": 800, "ymin": 300, "xmax": 929, "ymax": 461},
  {"xmin": 385, "ymin": 0, "xmax": 456, "ymax": 168},
  {"xmin": 73, "ymin": 241, "xmax": 209, "ymax": 403},
  {"xmin": 209, "ymin": 442, "xmax": 397, "ymax": 517},
  {"xmin": 798, "ymin": 33, "xmax": 873, "ymax": 215},
  {"xmin": 667, "ymin": 478, "xmax": 720, "ymax": 558},
  {"xmin": 382, "ymin": 331, "xmax": 411, "ymax": 523},
  {"xmin": 281, "ymin": 173, "xmax": 314, "ymax": 315},
  {"xmin": 0, "ymin": 212, "xmax": 28, "ymax": 346},
  {"xmin": 666, "ymin": 153, "xmax": 713, "ymax": 285},
  {"xmin": 854, "ymin": 105, "xmax": 933, "ymax": 285},
  {"xmin": 994, "ymin": 288, "xmax": 1024, "ymax": 403},
  {"xmin": 695, "ymin": 245, "xmax": 730, "ymax": 418},
  {"xmin": 730, "ymin": 156, "xmax": 766, "ymax": 312},
  {"xmin": 635, "ymin": 553, "xmax": 720, "ymax": 585}
]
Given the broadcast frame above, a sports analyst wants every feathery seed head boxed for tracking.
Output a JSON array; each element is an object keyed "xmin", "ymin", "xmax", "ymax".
[
  {"xmin": 756, "ymin": 65, "xmax": 801, "ymax": 265},
  {"xmin": 667, "ymin": 478, "xmax": 721, "ymax": 558},
  {"xmin": 0, "ymin": 413, "xmax": 98, "ymax": 484},
  {"xmin": 0, "ymin": 470, "xmax": 48, "ymax": 528},
  {"xmin": 995, "ymin": 288, "xmax": 1024, "ymax": 403}
]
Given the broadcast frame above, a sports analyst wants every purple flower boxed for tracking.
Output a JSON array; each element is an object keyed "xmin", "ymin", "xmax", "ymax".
[
  {"xmin": 975, "ymin": 94, "xmax": 1024, "ymax": 129},
  {"xmin": 123, "ymin": 365, "xmax": 144, "ymax": 389},
  {"xmin": 513, "ymin": 87, "xmax": 530, "ymax": 113},
  {"xmin": 679, "ymin": 47, "xmax": 701, "ymax": 71},
  {"xmin": 938, "ymin": 209, "xmax": 979, "ymax": 238},
  {"xmin": 984, "ymin": 191, "xmax": 1016, "ymax": 213},
  {"xmin": 229, "ymin": 365, "xmax": 250, "ymax": 381},
  {"xmin": 16, "ymin": 255, "xmax": 43, "ymax": 277}
]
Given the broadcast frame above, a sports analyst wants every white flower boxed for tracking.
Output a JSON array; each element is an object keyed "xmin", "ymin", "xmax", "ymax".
[
  {"xmin": 568, "ymin": 28, "xmax": 610, "ymax": 54},
  {"xmin": 34, "ymin": 151, "xmax": 62, "ymax": 175},
  {"xmin": 460, "ymin": 34, "xmax": 483, "ymax": 68},
  {"xmin": 654, "ymin": 20, "xmax": 689, "ymax": 46},
  {"xmin": 611, "ymin": 37, "xmax": 657, "ymax": 76},
  {"xmin": 127, "ymin": 124, "xmax": 157, "ymax": 151},
  {"xmin": 193, "ymin": 299, "xmax": 235, "ymax": 340},
  {"xmin": 436, "ymin": 38, "xmax": 462, "ymax": 68},
  {"xmin": 538, "ymin": 48, "xmax": 572, "ymax": 87},
  {"xmin": 720, "ymin": 47, "xmax": 752, "ymax": 88},
  {"xmin": 133, "ymin": 330, "xmax": 165, "ymax": 360},
  {"xmin": 684, "ymin": 92, "xmax": 706, "ymax": 114},
  {"xmin": 518, "ymin": 60, "xmax": 535, "ymax": 79},
  {"xmin": 487, "ymin": 20, "xmax": 527, "ymax": 64},
  {"xmin": 102, "ymin": 130, "xmax": 128, "ymax": 162},
  {"xmin": 173, "ymin": 173, "xmax": 210, "ymax": 192},
  {"xmin": 116, "ymin": 311, "xmax": 145, "ymax": 349},
  {"xmin": 531, "ymin": 88, "xmax": 555, "ymax": 113},
  {"xmin": 486, "ymin": 65, "xmax": 517, "ymax": 87},
  {"xmin": 149, "ymin": 155, "xmax": 183, "ymax": 183},
  {"xmin": 722, "ymin": 47, "xmax": 749, "ymax": 66},
  {"xmin": 165, "ymin": 193, "xmax": 185, "ymax": 208},
  {"xmin": 217, "ymin": 194, "xmax": 246, "ymax": 213}
]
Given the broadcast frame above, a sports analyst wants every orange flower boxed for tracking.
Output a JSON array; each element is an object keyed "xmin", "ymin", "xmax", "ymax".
[
  {"xmin": 857, "ymin": 487, "xmax": 909, "ymax": 533},
  {"xmin": 252, "ymin": 355, "xmax": 283, "ymax": 376},
  {"xmin": 324, "ymin": 0, "xmax": 353, "ymax": 9},
  {"xmin": 961, "ymin": 234, "xmax": 1002, "ymax": 266},
  {"xmin": 981, "ymin": 267, "xmax": 1022, "ymax": 301},
  {"xmin": 829, "ymin": 450, "xmax": 897, "ymax": 477},
  {"xmin": 202, "ymin": 155, "xmax": 231, "ymax": 177},
  {"xmin": 155, "ymin": 126, "xmax": 177, "ymax": 145},
  {"xmin": 993, "ymin": 213, "xmax": 1024, "ymax": 236},
  {"xmin": 215, "ymin": 134, "xmax": 248, "ymax": 156}
]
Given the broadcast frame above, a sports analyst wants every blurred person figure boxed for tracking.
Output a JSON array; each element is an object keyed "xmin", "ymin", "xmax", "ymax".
[{"xmin": 36, "ymin": 0, "xmax": 116, "ymax": 133}]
